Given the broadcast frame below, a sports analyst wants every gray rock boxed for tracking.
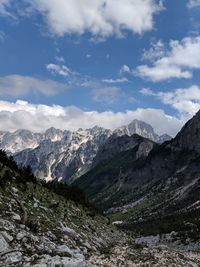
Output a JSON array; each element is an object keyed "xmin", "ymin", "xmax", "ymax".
[
  {"xmin": 0, "ymin": 233, "xmax": 9, "ymax": 252},
  {"xmin": 13, "ymin": 213, "xmax": 21, "ymax": 221},
  {"xmin": 1, "ymin": 231, "xmax": 13, "ymax": 242}
]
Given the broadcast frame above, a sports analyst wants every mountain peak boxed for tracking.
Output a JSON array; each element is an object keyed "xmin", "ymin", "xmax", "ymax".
[
  {"xmin": 45, "ymin": 127, "xmax": 65, "ymax": 142},
  {"xmin": 170, "ymin": 109, "xmax": 200, "ymax": 151},
  {"xmin": 114, "ymin": 119, "xmax": 159, "ymax": 142}
]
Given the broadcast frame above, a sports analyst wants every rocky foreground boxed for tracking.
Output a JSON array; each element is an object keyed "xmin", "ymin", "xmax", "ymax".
[{"xmin": 0, "ymin": 176, "xmax": 200, "ymax": 267}]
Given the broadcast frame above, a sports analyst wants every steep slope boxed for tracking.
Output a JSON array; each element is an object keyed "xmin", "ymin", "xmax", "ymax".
[
  {"xmin": 92, "ymin": 134, "xmax": 156, "ymax": 167},
  {"xmin": 75, "ymin": 135, "xmax": 156, "ymax": 207},
  {"xmin": 75, "ymin": 111, "xmax": 200, "ymax": 239},
  {"xmin": 1, "ymin": 151, "xmax": 199, "ymax": 266}
]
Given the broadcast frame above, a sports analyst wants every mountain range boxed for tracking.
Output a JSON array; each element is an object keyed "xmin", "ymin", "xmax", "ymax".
[
  {"xmin": 74, "ymin": 110, "xmax": 200, "ymax": 239},
  {"xmin": 0, "ymin": 119, "xmax": 171, "ymax": 182}
]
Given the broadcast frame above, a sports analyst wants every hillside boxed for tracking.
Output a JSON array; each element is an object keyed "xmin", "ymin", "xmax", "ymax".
[{"xmin": 0, "ymin": 151, "xmax": 200, "ymax": 266}]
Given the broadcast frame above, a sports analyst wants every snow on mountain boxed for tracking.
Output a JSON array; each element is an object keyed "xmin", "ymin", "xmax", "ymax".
[{"xmin": 0, "ymin": 119, "xmax": 171, "ymax": 182}]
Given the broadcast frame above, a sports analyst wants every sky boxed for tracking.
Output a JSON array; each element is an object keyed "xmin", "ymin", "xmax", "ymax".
[{"xmin": 0, "ymin": 0, "xmax": 200, "ymax": 136}]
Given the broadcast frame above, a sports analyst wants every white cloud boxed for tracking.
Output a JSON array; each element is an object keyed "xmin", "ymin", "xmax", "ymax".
[
  {"xmin": 46, "ymin": 63, "xmax": 72, "ymax": 77},
  {"xmin": 188, "ymin": 0, "xmax": 200, "ymax": 8},
  {"xmin": 136, "ymin": 64, "xmax": 192, "ymax": 81},
  {"xmin": 136, "ymin": 37, "xmax": 200, "ymax": 81},
  {"xmin": 0, "ymin": 99, "xmax": 183, "ymax": 136},
  {"xmin": 140, "ymin": 85, "xmax": 200, "ymax": 117},
  {"xmin": 142, "ymin": 40, "xmax": 165, "ymax": 62},
  {"xmin": 0, "ymin": 75, "xmax": 66, "ymax": 96},
  {"xmin": 30, "ymin": 0, "xmax": 163, "ymax": 38},
  {"xmin": 92, "ymin": 87, "xmax": 123, "ymax": 104},
  {"xmin": 140, "ymin": 87, "xmax": 155, "ymax": 96},
  {"xmin": 120, "ymin": 65, "xmax": 131, "ymax": 74},
  {"xmin": 102, "ymin": 78, "xmax": 128, "ymax": 84}
]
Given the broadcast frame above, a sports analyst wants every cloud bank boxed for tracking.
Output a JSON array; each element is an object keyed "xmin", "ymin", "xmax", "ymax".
[{"xmin": 0, "ymin": 99, "xmax": 183, "ymax": 136}]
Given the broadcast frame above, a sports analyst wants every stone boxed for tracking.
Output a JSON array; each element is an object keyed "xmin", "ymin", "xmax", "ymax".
[
  {"xmin": 13, "ymin": 213, "xmax": 21, "ymax": 221},
  {"xmin": 4, "ymin": 252, "xmax": 22, "ymax": 265},
  {"xmin": 1, "ymin": 231, "xmax": 13, "ymax": 242},
  {"xmin": 0, "ymin": 233, "xmax": 9, "ymax": 252},
  {"xmin": 16, "ymin": 232, "xmax": 26, "ymax": 241}
]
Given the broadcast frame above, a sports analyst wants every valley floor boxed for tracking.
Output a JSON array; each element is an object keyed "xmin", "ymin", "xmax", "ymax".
[{"xmin": 0, "ymin": 177, "xmax": 200, "ymax": 267}]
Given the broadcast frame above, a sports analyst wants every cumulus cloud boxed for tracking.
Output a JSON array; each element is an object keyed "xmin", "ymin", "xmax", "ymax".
[
  {"xmin": 29, "ymin": 0, "xmax": 163, "ymax": 38},
  {"xmin": 142, "ymin": 40, "xmax": 165, "ymax": 62},
  {"xmin": 0, "ymin": 75, "xmax": 66, "ymax": 96},
  {"xmin": 0, "ymin": 99, "xmax": 183, "ymax": 136},
  {"xmin": 188, "ymin": 0, "xmax": 200, "ymax": 8},
  {"xmin": 46, "ymin": 63, "xmax": 72, "ymax": 77},
  {"xmin": 120, "ymin": 65, "xmax": 131, "ymax": 74},
  {"xmin": 140, "ymin": 85, "xmax": 200, "ymax": 117},
  {"xmin": 135, "ymin": 37, "xmax": 200, "ymax": 81}
]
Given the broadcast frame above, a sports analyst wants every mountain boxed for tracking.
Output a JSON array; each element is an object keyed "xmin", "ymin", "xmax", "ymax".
[
  {"xmin": 0, "ymin": 119, "xmax": 171, "ymax": 182},
  {"xmin": 0, "ymin": 150, "xmax": 199, "ymax": 266},
  {"xmin": 114, "ymin": 119, "xmax": 160, "ymax": 141},
  {"xmin": 14, "ymin": 127, "xmax": 112, "ymax": 183},
  {"xmin": 74, "ymin": 111, "xmax": 200, "ymax": 240},
  {"xmin": 158, "ymin": 133, "xmax": 172, "ymax": 143},
  {"xmin": 92, "ymin": 133, "xmax": 156, "ymax": 168},
  {"xmin": 0, "ymin": 130, "xmax": 43, "ymax": 154},
  {"xmin": 0, "ymin": 127, "xmax": 66, "ymax": 154}
]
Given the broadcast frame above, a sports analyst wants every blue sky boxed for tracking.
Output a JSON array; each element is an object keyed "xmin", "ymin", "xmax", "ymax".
[{"xmin": 0, "ymin": 0, "xmax": 200, "ymax": 135}]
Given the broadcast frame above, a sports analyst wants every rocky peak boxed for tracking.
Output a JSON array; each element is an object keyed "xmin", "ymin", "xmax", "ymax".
[
  {"xmin": 45, "ymin": 127, "xmax": 65, "ymax": 142},
  {"xmin": 171, "ymin": 110, "xmax": 200, "ymax": 152},
  {"xmin": 114, "ymin": 119, "xmax": 159, "ymax": 142}
]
